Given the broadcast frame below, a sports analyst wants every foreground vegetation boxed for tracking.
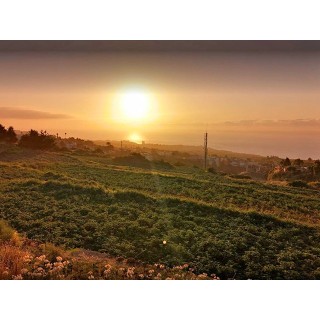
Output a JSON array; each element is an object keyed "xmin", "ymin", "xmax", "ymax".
[
  {"xmin": 1, "ymin": 145, "xmax": 320, "ymax": 279},
  {"xmin": 0, "ymin": 220, "xmax": 218, "ymax": 280}
]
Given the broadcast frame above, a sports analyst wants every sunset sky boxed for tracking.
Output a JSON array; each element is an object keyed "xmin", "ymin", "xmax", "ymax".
[{"xmin": 1, "ymin": 41, "xmax": 320, "ymax": 158}]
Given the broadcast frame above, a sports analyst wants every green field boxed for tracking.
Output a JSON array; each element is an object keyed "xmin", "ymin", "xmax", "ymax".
[{"xmin": 1, "ymin": 146, "xmax": 320, "ymax": 279}]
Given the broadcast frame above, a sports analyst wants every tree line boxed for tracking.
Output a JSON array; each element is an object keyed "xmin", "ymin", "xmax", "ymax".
[
  {"xmin": 0, "ymin": 124, "xmax": 18, "ymax": 144},
  {"xmin": 0, "ymin": 124, "xmax": 55, "ymax": 150}
]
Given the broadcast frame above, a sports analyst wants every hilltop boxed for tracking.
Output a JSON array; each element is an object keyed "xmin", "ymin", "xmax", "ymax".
[{"xmin": 1, "ymin": 145, "xmax": 320, "ymax": 279}]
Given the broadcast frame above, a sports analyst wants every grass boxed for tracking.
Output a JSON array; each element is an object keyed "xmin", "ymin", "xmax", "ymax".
[
  {"xmin": 0, "ymin": 227, "xmax": 218, "ymax": 280},
  {"xmin": 1, "ymin": 146, "xmax": 320, "ymax": 279}
]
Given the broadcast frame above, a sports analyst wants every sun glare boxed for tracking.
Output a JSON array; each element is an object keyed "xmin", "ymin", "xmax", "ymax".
[
  {"xmin": 128, "ymin": 133, "xmax": 143, "ymax": 143},
  {"xmin": 120, "ymin": 91, "xmax": 150, "ymax": 121},
  {"xmin": 112, "ymin": 89, "xmax": 158, "ymax": 125}
]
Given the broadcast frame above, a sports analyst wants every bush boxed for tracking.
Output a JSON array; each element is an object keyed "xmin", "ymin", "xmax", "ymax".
[
  {"xmin": 39, "ymin": 243, "xmax": 65, "ymax": 261},
  {"xmin": 286, "ymin": 166, "xmax": 297, "ymax": 173},
  {"xmin": 19, "ymin": 130, "xmax": 55, "ymax": 150},
  {"xmin": 0, "ymin": 220, "xmax": 20, "ymax": 244},
  {"xmin": 289, "ymin": 180, "xmax": 309, "ymax": 188}
]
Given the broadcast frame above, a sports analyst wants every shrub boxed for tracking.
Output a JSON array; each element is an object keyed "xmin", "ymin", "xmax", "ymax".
[
  {"xmin": 0, "ymin": 220, "xmax": 20, "ymax": 245},
  {"xmin": 289, "ymin": 180, "xmax": 309, "ymax": 188},
  {"xmin": 39, "ymin": 243, "xmax": 65, "ymax": 261},
  {"xmin": 19, "ymin": 130, "xmax": 56, "ymax": 150}
]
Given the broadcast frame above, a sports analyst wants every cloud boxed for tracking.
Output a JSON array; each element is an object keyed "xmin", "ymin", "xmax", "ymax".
[
  {"xmin": 163, "ymin": 119, "xmax": 320, "ymax": 129},
  {"xmin": 220, "ymin": 119, "xmax": 320, "ymax": 127},
  {"xmin": 0, "ymin": 107, "xmax": 72, "ymax": 120}
]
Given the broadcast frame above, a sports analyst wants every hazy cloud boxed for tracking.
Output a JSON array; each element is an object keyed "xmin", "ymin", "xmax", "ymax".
[
  {"xmin": 220, "ymin": 119, "xmax": 320, "ymax": 127},
  {"xmin": 0, "ymin": 107, "xmax": 72, "ymax": 119},
  {"xmin": 163, "ymin": 119, "xmax": 320, "ymax": 128}
]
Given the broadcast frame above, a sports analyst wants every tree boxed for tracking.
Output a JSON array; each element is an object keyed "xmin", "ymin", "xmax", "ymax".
[
  {"xmin": 0, "ymin": 124, "xmax": 7, "ymax": 142},
  {"xmin": 6, "ymin": 126, "xmax": 17, "ymax": 144},
  {"xmin": 106, "ymin": 142, "xmax": 114, "ymax": 151},
  {"xmin": 19, "ymin": 129, "xmax": 55, "ymax": 149},
  {"xmin": 313, "ymin": 160, "xmax": 320, "ymax": 175},
  {"xmin": 293, "ymin": 158, "xmax": 304, "ymax": 166},
  {"xmin": 281, "ymin": 157, "xmax": 291, "ymax": 167}
]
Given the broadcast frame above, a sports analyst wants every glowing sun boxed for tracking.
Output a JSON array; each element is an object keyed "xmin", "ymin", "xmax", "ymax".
[
  {"xmin": 111, "ymin": 89, "xmax": 158, "ymax": 125},
  {"xmin": 128, "ymin": 133, "xmax": 143, "ymax": 143},
  {"xmin": 120, "ymin": 91, "xmax": 150, "ymax": 121}
]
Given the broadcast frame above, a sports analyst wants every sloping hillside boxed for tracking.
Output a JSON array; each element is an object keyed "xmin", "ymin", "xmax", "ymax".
[
  {"xmin": 0, "ymin": 220, "xmax": 217, "ymax": 280},
  {"xmin": 1, "ymin": 146, "xmax": 320, "ymax": 279}
]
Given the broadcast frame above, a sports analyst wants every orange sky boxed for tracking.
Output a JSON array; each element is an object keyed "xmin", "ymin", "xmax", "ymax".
[{"xmin": 1, "ymin": 41, "xmax": 320, "ymax": 158}]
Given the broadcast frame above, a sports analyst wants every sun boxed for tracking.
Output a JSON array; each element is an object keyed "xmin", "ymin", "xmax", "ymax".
[
  {"xmin": 128, "ymin": 133, "xmax": 143, "ymax": 143},
  {"xmin": 111, "ymin": 89, "xmax": 158, "ymax": 125},
  {"xmin": 120, "ymin": 91, "xmax": 150, "ymax": 121}
]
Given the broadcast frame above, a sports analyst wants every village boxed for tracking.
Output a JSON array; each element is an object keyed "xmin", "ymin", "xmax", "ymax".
[{"xmin": 3, "ymin": 127, "xmax": 319, "ymax": 183}]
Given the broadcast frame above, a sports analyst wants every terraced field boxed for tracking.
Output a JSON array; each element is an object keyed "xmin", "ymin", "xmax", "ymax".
[{"xmin": 1, "ymin": 146, "xmax": 320, "ymax": 279}]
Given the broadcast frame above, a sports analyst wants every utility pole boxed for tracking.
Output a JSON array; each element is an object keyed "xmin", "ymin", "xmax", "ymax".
[{"xmin": 204, "ymin": 131, "xmax": 208, "ymax": 171}]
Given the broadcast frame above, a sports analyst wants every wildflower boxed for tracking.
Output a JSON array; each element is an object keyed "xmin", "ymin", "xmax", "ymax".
[
  {"xmin": 138, "ymin": 274, "xmax": 144, "ymax": 279},
  {"xmin": 13, "ymin": 274, "xmax": 23, "ymax": 280},
  {"xmin": 23, "ymin": 254, "xmax": 33, "ymax": 263},
  {"xmin": 88, "ymin": 271, "xmax": 94, "ymax": 280},
  {"xmin": 159, "ymin": 264, "xmax": 165, "ymax": 269},
  {"xmin": 21, "ymin": 268, "xmax": 28, "ymax": 275},
  {"xmin": 56, "ymin": 256, "xmax": 63, "ymax": 262},
  {"xmin": 32, "ymin": 272, "xmax": 43, "ymax": 278},
  {"xmin": 104, "ymin": 264, "xmax": 112, "ymax": 270},
  {"xmin": 103, "ymin": 270, "xmax": 111, "ymax": 278},
  {"xmin": 118, "ymin": 267, "xmax": 125, "ymax": 274},
  {"xmin": 53, "ymin": 262, "xmax": 63, "ymax": 270},
  {"xmin": 126, "ymin": 267, "xmax": 135, "ymax": 278},
  {"xmin": 148, "ymin": 269, "xmax": 155, "ymax": 275},
  {"xmin": 2, "ymin": 270, "xmax": 9, "ymax": 276},
  {"xmin": 103, "ymin": 264, "xmax": 112, "ymax": 278},
  {"xmin": 36, "ymin": 255, "xmax": 46, "ymax": 261},
  {"xmin": 163, "ymin": 240, "xmax": 167, "ymax": 245}
]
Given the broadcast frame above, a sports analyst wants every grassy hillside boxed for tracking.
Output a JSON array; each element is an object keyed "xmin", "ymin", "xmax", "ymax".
[
  {"xmin": 1, "ymin": 146, "xmax": 320, "ymax": 279},
  {"xmin": 0, "ymin": 220, "xmax": 216, "ymax": 280}
]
